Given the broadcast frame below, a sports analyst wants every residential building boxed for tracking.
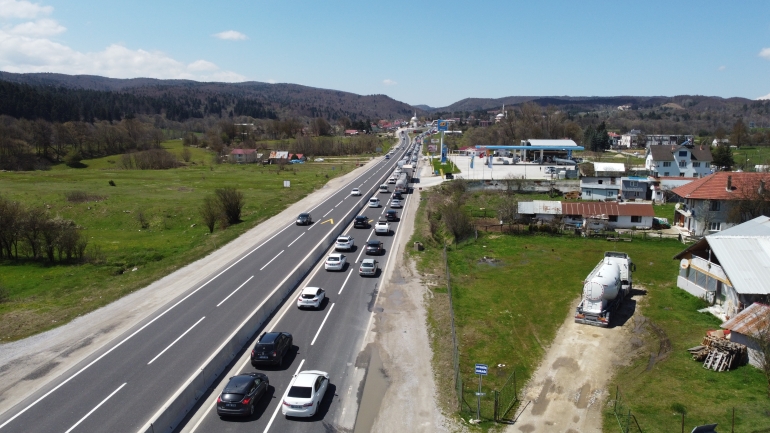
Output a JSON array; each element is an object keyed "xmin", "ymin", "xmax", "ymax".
[
  {"xmin": 619, "ymin": 129, "xmax": 642, "ymax": 148},
  {"xmin": 620, "ymin": 176, "xmax": 653, "ymax": 201},
  {"xmin": 645, "ymin": 145, "xmax": 713, "ymax": 178},
  {"xmin": 646, "ymin": 134, "xmax": 693, "ymax": 147},
  {"xmin": 517, "ymin": 201, "xmax": 562, "ymax": 222},
  {"xmin": 517, "ymin": 201, "xmax": 654, "ymax": 229},
  {"xmin": 228, "ymin": 148, "xmax": 260, "ymax": 164},
  {"xmin": 674, "ymin": 216, "xmax": 770, "ymax": 322},
  {"xmin": 268, "ymin": 150, "xmax": 289, "ymax": 164},
  {"xmin": 670, "ymin": 172, "xmax": 770, "ymax": 236},
  {"xmin": 578, "ymin": 162, "xmax": 625, "ymax": 201}
]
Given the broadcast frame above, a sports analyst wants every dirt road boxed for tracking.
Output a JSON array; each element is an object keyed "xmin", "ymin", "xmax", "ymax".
[{"xmin": 510, "ymin": 297, "xmax": 638, "ymax": 433}]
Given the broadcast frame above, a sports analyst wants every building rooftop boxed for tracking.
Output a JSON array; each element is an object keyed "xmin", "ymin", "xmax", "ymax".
[
  {"xmin": 721, "ymin": 302, "xmax": 770, "ymax": 336},
  {"xmin": 671, "ymin": 172, "xmax": 770, "ymax": 200}
]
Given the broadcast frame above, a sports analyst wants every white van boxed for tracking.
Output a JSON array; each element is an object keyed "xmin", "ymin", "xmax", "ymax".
[{"xmin": 379, "ymin": 184, "xmax": 389, "ymax": 193}]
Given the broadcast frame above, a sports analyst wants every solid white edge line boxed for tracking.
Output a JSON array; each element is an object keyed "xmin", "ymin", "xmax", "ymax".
[
  {"xmin": 310, "ymin": 303, "xmax": 335, "ymax": 346},
  {"xmin": 63, "ymin": 383, "xmax": 127, "ymax": 433},
  {"xmin": 260, "ymin": 250, "xmax": 284, "ymax": 271},
  {"xmin": 262, "ymin": 359, "xmax": 305, "ymax": 433},
  {"xmin": 216, "ymin": 276, "xmax": 254, "ymax": 307},
  {"xmin": 148, "ymin": 316, "xmax": 206, "ymax": 365},
  {"xmin": 338, "ymin": 269, "xmax": 355, "ymax": 295},
  {"xmin": 187, "ymin": 355, "xmax": 253, "ymax": 433},
  {"xmin": 287, "ymin": 232, "xmax": 304, "ymax": 248}
]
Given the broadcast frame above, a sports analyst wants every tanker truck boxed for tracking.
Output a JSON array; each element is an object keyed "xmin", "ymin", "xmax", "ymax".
[{"xmin": 574, "ymin": 251, "xmax": 635, "ymax": 327}]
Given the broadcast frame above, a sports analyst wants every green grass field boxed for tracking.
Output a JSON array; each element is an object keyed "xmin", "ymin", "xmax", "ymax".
[
  {"xmin": 409, "ymin": 189, "xmax": 768, "ymax": 431},
  {"xmin": 0, "ymin": 141, "xmax": 363, "ymax": 341}
]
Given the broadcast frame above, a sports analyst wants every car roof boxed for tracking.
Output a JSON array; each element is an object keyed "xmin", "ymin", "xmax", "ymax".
[
  {"xmin": 328, "ymin": 253, "xmax": 344, "ymax": 258},
  {"xmin": 224, "ymin": 375, "xmax": 256, "ymax": 393},
  {"xmin": 301, "ymin": 286, "xmax": 321, "ymax": 294},
  {"xmin": 367, "ymin": 239, "xmax": 381, "ymax": 245},
  {"xmin": 258, "ymin": 332, "xmax": 281, "ymax": 343},
  {"xmin": 355, "ymin": 215, "xmax": 367, "ymax": 219},
  {"xmin": 298, "ymin": 213, "xmax": 309, "ymax": 217},
  {"xmin": 293, "ymin": 371, "xmax": 327, "ymax": 387},
  {"xmin": 387, "ymin": 209, "xmax": 396, "ymax": 213},
  {"xmin": 361, "ymin": 258, "xmax": 376, "ymax": 264},
  {"xmin": 337, "ymin": 235, "xmax": 352, "ymax": 240}
]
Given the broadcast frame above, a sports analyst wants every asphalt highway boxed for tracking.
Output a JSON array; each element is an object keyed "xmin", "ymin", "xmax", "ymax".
[{"xmin": 0, "ymin": 132, "xmax": 415, "ymax": 433}]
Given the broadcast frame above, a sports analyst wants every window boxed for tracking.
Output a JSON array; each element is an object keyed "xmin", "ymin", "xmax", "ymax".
[
  {"xmin": 710, "ymin": 201, "xmax": 720, "ymax": 211},
  {"xmin": 680, "ymin": 173, "xmax": 685, "ymax": 177},
  {"xmin": 631, "ymin": 216, "xmax": 642, "ymax": 223},
  {"xmin": 609, "ymin": 215, "xmax": 618, "ymax": 222},
  {"xmin": 583, "ymin": 190, "xmax": 592, "ymax": 197},
  {"xmin": 610, "ymin": 177, "xmax": 616, "ymax": 185},
  {"xmin": 663, "ymin": 161, "xmax": 672, "ymax": 167},
  {"xmin": 693, "ymin": 174, "xmax": 699, "ymax": 178},
  {"xmin": 692, "ymin": 162, "xmax": 700, "ymax": 167},
  {"xmin": 709, "ymin": 222, "xmax": 721, "ymax": 231},
  {"xmin": 607, "ymin": 190, "xmax": 614, "ymax": 197},
  {"xmin": 598, "ymin": 179, "xmax": 603, "ymax": 184},
  {"xmin": 664, "ymin": 172, "xmax": 670, "ymax": 176},
  {"xmin": 705, "ymin": 162, "xmax": 710, "ymax": 168},
  {"xmin": 634, "ymin": 191, "xmax": 641, "ymax": 197},
  {"xmin": 629, "ymin": 181, "xmax": 638, "ymax": 187},
  {"xmin": 679, "ymin": 161, "xmax": 687, "ymax": 168},
  {"xmin": 679, "ymin": 150, "xmax": 688, "ymax": 157}
]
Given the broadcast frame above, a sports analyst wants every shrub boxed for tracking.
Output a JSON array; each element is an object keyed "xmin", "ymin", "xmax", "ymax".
[
  {"xmin": 215, "ymin": 187, "xmax": 244, "ymax": 224},
  {"xmin": 64, "ymin": 149, "xmax": 83, "ymax": 167},
  {"xmin": 64, "ymin": 191, "xmax": 105, "ymax": 203},
  {"xmin": 200, "ymin": 195, "xmax": 221, "ymax": 233},
  {"xmin": 109, "ymin": 180, "xmax": 116, "ymax": 186}
]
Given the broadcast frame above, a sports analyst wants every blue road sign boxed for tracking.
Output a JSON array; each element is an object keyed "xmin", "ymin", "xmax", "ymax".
[{"xmin": 475, "ymin": 364, "xmax": 488, "ymax": 375}]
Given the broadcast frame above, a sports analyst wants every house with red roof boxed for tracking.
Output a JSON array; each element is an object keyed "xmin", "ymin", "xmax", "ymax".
[
  {"xmin": 228, "ymin": 148, "xmax": 260, "ymax": 164},
  {"xmin": 671, "ymin": 172, "xmax": 770, "ymax": 236},
  {"xmin": 517, "ymin": 201, "xmax": 655, "ymax": 229}
]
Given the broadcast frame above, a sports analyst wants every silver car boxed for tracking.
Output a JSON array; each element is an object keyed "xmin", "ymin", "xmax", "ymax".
[{"xmin": 359, "ymin": 259, "xmax": 378, "ymax": 276}]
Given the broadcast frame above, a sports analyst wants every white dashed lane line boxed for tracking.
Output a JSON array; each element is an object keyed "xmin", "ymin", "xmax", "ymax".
[{"xmin": 259, "ymin": 250, "xmax": 284, "ymax": 271}]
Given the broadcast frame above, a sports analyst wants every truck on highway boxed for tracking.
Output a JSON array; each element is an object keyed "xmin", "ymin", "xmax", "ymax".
[
  {"xmin": 574, "ymin": 251, "xmax": 635, "ymax": 327},
  {"xmin": 394, "ymin": 173, "xmax": 409, "ymax": 194},
  {"xmin": 402, "ymin": 164, "xmax": 414, "ymax": 181}
]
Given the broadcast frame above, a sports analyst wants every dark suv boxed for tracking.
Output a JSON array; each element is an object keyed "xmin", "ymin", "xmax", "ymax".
[
  {"xmin": 386, "ymin": 209, "xmax": 399, "ymax": 221},
  {"xmin": 251, "ymin": 332, "xmax": 293, "ymax": 367},
  {"xmin": 354, "ymin": 215, "xmax": 369, "ymax": 228},
  {"xmin": 392, "ymin": 192, "xmax": 403, "ymax": 200},
  {"xmin": 366, "ymin": 239, "xmax": 384, "ymax": 255},
  {"xmin": 216, "ymin": 373, "xmax": 269, "ymax": 417},
  {"xmin": 296, "ymin": 213, "xmax": 312, "ymax": 225}
]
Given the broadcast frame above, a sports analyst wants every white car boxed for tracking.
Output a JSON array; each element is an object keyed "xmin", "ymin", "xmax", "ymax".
[
  {"xmin": 387, "ymin": 177, "xmax": 397, "ymax": 184},
  {"xmin": 374, "ymin": 221, "xmax": 390, "ymax": 235},
  {"xmin": 351, "ymin": 188, "xmax": 361, "ymax": 196},
  {"xmin": 368, "ymin": 197, "xmax": 380, "ymax": 208},
  {"xmin": 297, "ymin": 287, "xmax": 325, "ymax": 309},
  {"xmin": 335, "ymin": 235, "xmax": 354, "ymax": 251},
  {"xmin": 359, "ymin": 259, "xmax": 378, "ymax": 276},
  {"xmin": 390, "ymin": 199, "xmax": 403, "ymax": 208},
  {"xmin": 282, "ymin": 370, "xmax": 330, "ymax": 418},
  {"xmin": 324, "ymin": 253, "xmax": 346, "ymax": 271}
]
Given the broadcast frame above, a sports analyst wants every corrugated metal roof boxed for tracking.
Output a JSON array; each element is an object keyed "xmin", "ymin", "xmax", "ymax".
[
  {"xmin": 593, "ymin": 162, "xmax": 626, "ymax": 172},
  {"xmin": 705, "ymin": 216, "xmax": 770, "ymax": 295},
  {"xmin": 518, "ymin": 201, "xmax": 561, "ymax": 215},
  {"xmin": 561, "ymin": 202, "xmax": 655, "ymax": 217},
  {"xmin": 721, "ymin": 302, "xmax": 770, "ymax": 336}
]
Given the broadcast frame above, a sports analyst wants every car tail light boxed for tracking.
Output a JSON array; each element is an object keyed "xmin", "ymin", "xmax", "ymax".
[
  {"xmin": 282, "ymin": 401, "xmax": 292, "ymax": 407},
  {"xmin": 303, "ymin": 402, "xmax": 314, "ymax": 407},
  {"xmin": 217, "ymin": 396, "xmax": 222, "ymax": 403},
  {"xmin": 272, "ymin": 351, "xmax": 277, "ymax": 357},
  {"xmin": 251, "ymin": 350, "xmax": 255, "ymax": 357},
  {"xmin": 242, "ymin": 397, "xmax": 251, "ymax": 405}
]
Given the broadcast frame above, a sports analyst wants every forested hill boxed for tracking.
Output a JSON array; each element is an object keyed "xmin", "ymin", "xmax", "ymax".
[{"xmin": 0, "ymin": 72, "xmax": 417, "ymax": 123}]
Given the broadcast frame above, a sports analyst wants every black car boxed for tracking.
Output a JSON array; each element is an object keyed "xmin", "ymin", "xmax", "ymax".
[
  {"xmin": 386, "ymin": 209, "xmax": 399, "ymax": 221},
  {"xmin": 354, "ymin": 215, "xmax": 369, "ymax": 229},
  {"xmin": 365, "ymin": 239, "xmax": 384, "ymax": 255},
  {"xmin": 392, "ymin": 192, "xmax": 403, "ymax": 200},
  {"xmin": 296, "ymin": 213, "xmax": 312, "ymax": 225},
  {"xmin": 251, "ymin": 332, "xmax": 293, "ymax": 367},
  {"xmin": 216, "ymin": 373, "xmax": 269, "ymax": 417}
]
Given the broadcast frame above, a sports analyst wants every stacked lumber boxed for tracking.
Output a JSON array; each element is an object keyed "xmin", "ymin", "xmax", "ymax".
[{"xmin": 687, "ymin": 335, "xmax": 747, "ymax": 372}]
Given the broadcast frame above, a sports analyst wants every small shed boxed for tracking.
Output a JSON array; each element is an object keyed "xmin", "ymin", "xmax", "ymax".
[{"xmin": 721, "ymin": 303, "xmax": 770, "ymax": 368}]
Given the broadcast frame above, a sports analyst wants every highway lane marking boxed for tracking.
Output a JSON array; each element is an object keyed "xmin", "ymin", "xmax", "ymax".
[
  {"xmin": 63, "ymin": 383, "xmax": 126, "ymax": 433},
  {"xmin": 323, "ymin": 208, "xmax": 333, "ymax": 217},
  {"xmin": 287, "ymin": 232, "xmax": 304, "ymax": 248},
  {"xmin": 263, "ymin": 359, "xmax": 306, "ymax": 433},
  {"xmin": 335, "ymin": 199, "xmax": 344, "ymax": 207},
  {"xmin": 260, "ymin": 250, "xmax": 284, "ymax": 271},
  {"xmin": 310, "ymin": 303, "xmax": 335, "ymax": 346},
  {"xmin": 187, "ymin": 355, "xmax": 254, "ymax": 433},
  {"xmin": 355, "ymin": 229, "xmax": 375, "ymax": 263},
  {"xmin": 338, "ymin": 269, "xmax": 354, "ymax": 295},
  {"xmin": 216, "ymin": 276, "xmax": 254, "ymax": 307},
  {"xmin": 148, "ymin": 316, "xmax": 205, "ymax": 365}
]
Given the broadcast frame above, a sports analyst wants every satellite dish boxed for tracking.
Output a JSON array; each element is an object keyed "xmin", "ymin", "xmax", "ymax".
[
  {"xmin": 675, "ymin": 203, "xmax": 681, "ymax": 210},
  {"xmin": 680, "ymin": 259, "xmax": 689, "ymax": 269}
]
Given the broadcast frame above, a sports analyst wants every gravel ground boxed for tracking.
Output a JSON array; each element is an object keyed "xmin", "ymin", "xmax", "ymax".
[
  {"xmin": 0, "ymin": 158, "xmax": 378, "ymax": 417},
  {"xmin": 509, "ymin": 293, "xmax": 640, "ymax": 433}
]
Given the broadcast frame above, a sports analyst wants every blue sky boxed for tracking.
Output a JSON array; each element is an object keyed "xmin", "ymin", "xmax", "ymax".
[{"xmin": 1, "ymin": 0, "xmax": 770, "ymax": 107}]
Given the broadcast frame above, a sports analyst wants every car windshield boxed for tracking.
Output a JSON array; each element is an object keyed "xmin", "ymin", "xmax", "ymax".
[
  {"xmin": 362, "ymin": 263, "xmax": 374, "ymax": 268},
  {"xmin": 287, "ymin": 386, "xmax": 312, "ymax": 398}
]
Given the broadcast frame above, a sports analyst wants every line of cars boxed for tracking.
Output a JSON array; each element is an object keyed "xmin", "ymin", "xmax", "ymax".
[{"xmin": 218, "ymin": 135, "xmax": 414, "ymax": 421}]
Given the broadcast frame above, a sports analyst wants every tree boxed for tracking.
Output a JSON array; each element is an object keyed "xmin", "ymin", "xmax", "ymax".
[
  {"xmin": 727, "ymin": 177, "xmax": 770, "ymax": 224},
  {"xmin": 215, "ymin": 187, "xmax": 245, "ymax": 225},
  {"xmin": 200, "ymin": 195, "xmax": 221, "ymax": 233},
  {"xmin": 712, "ymin": 144, "xmax": 735, "ymax": 170},
  {"xmin": 731, "ymin": 119, "xmax": 748, "ymax": 148},
  {"xmin": 64, "ymin": 148, "xmax": 83, "ymax": 167}
]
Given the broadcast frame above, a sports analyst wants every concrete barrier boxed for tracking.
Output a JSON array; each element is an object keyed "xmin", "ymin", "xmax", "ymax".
[{"xmin": 136, "ymin": 172, "xmax": 381, "ymax": 433}]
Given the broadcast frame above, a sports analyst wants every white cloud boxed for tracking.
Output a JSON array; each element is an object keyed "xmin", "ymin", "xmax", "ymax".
[
  {"xmin": 0, "ymin": 1, "xmax": 246, "ymax": 82},
  {"xmin": 760, "ymin": 47, "xmax": 770, "ymax": 60},
  {"xmin": 266, "ymin": 79, "xmax": 277, "ymax": 84},
  {"xmin": 6, "ymin": 18, "xmax": 64, "ymax": 37},
  {"xmin": 383, "ymin": 78, "xmax": 397, "ymax": 86},
  {"xmin": 718, "ymin": 65, "xmax": 726, "ymax": 71},
  {"xmin": 759, "ymin": 93, "xmax": 770, "ymax": 100},
  {"xmin": 212, "ymin": 30, "xmax": 248, "ymax": 41},
  {"xmin": 0, "ymin": 0, "xmax": 52, "ymax": 19}
]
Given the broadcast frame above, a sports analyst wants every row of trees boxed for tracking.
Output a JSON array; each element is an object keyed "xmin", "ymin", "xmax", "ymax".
[{"xmin": 0, "ymin": 195, "xmax": 87, "ymax": 262}]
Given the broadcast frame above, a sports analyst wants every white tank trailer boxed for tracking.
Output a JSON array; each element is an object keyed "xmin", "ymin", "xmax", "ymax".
[{"xmin": 574, "ymin": 251, "xmax": 635, "ymax": 327}]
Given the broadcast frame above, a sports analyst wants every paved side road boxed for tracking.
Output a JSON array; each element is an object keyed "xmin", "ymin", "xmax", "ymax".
[{"xmin": 0, "ymin": 158, "xmax": 379, "ymax": 418}]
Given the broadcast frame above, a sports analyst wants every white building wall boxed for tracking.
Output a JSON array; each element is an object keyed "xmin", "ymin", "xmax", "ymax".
[{"xmin": 611, "ymin": 215, "xmax": 653, "ymax": 229}]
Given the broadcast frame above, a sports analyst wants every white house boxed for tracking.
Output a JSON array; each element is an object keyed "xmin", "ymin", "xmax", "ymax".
[
  {"xmin": 645, "ymin": 145, "xmax": 713, "ymax": 178},
  {"xmin": 674, "ymin": 216, "xmax": 770, "ymax": 321},
  {"xmin": 579, "ymin": 162, "xmax": 625, "ymax": 201}
]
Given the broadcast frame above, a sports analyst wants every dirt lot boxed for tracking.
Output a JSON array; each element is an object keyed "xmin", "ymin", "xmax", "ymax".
[{"xmin": 510, "ymin": 292, "xmax": 643, "ymax": 433}]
